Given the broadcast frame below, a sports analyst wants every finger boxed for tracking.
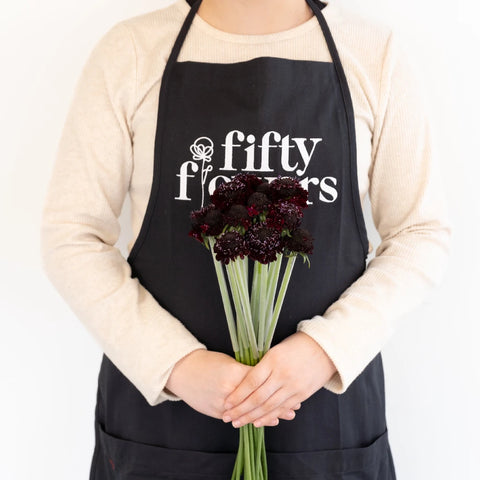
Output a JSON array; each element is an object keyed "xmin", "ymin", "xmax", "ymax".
[
  {"xmin": 224, "ymin": 363, "xmax": 271, "ymax": 410},
  {"xmin": 249, "ymin": 417, "xmax": 280, "ymax": 428},
  {"xmin": 223, "ymin": 378, "xmax": 280, "ymax": 423},
  {"xmin": 277, "ymin": 408, "xmax": 296, "ymax": 421},
  {"xmin": 252, "ymin": 405, "xmax": 297, "ymax": 427},
  {"xmin": 248, "ymin": 394, "xmax": 301, "ymax": 427},
  {"xmin": 259, "ymin": 395, "xmax": 301, "ymax": 425},
  {"xmin": 278, "ymin": 401, "xmax": 301, "ymax": 420},
  {"xmin": 254, "ymin": 406, "xmax": 297, "ymax": 428},
  {"xmin": 263, "ymin": 417, "xmax": 280, "ymax": 427},
  {"xmin": 231, "ymin": 388, "xmax": 293, "ymax": 428}
]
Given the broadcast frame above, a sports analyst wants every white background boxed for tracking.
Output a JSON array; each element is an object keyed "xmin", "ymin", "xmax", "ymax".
[{"xmin": 1, "ymin": 0, "xmax": 478, "ymax": 478}]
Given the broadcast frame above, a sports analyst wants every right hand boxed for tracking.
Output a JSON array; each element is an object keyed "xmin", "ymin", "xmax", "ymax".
[{"xmin": 165, "ymin": 349, "xmax": 301, "ymax": 424}]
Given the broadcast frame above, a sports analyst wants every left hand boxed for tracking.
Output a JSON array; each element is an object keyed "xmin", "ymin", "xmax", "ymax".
[{"xmin": 222, "ymin": 331, "xmax": 338, "ymax": 428}]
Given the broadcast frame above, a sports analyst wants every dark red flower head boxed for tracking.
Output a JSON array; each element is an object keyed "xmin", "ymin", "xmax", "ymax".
[
  {"xmin": 245, "ymin": 222, "xmax": 282, "ymax": 264},
  {"xmin": 269, "ymin": 177, "xmax": 309, "ymax": 208},
  {"xmin": 189, "ymin": 204, "xmax": 224, "ymax": 243},
  {"xmin": 210, "ymin": 180, "xmax": 246, "ymax": 211},
  {"xmin": 224, "ymin": 204, "xmax": 251, "ymax": 229},
  {"xmin": 255, "ymin": 181, "xmax": 271, "ymax": 197},
  {"xmin": 247, "ymin": 192, "xmax": 271, "ymax": 217},
  {"xmin": 284, "ymin": 228, "xmax": 314, "ymax": 255},
  {"xmin": 214, "ymin": 231, "xmax": 248, "ymax": 264},
  {"xmin": 231, "ymin": 173, "xmax": 264, "ymax": 192},
  {"xmin": 211, "ymin": 173, "xmax": 266, "ymax": 211},
  {"xmin": 266, "ymin": 200, "xmax": 303, "ymax": 232}
]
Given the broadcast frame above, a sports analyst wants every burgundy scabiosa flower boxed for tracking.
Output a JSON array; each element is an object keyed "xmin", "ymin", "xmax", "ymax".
[
  {"xmin": 284, "ymin": 227, "xmax": 314, "ymax": 255},
  {"xmin": 211, "ymin": 173, "xmax": 264, "ymax": 211},
  {"xmin": 266, "ymin": 200, "xmax": 303, "ymax": 232},
  {"xmin": 224, "ymin": 204, "xmax": 251, "ymax": 229},
  {"xmin": 211, "ymin": 180, "xmax": 246, "ymax": 211},
  {"xmin": 214, "ymin": 231, "xmax": 249, "ymax": 264},
  {"xmin": 246, "ymin": 192, "xmax": 271, "ymax": 217},
  {"xmin": 189, "ymin": 204, "xmax": 224, "ymax": 243},
  {"xmin": 269, "ymin": 176, "xmax": 309, "ymax": 208},
  {"xmin": 255, "ymin": 180, "xmax": 271, "ymax": 197},
  {"xmin": 245, "ymin": 222, "xmax": 282, "ymax": 264},
  {"xmin": 232, "ymin": 173, "xmax": 264, "ymax": 193}
]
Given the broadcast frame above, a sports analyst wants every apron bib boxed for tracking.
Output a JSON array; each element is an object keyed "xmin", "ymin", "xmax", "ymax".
[{"xmin": 89, "ymin": 0, "xmax": 397, "ymax": 478}]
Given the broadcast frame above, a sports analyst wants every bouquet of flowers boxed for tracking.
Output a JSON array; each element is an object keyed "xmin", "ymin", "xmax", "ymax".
[{"xmin": 189, "ymin": 173, "xmax": 313, "ymax": 480}]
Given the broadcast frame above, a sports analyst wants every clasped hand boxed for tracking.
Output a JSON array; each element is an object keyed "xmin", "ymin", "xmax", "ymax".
[
  {"xmin": 165, "ymin": 331, "xmax": 337, "ymax": 428},
  {"xmin": 222, "ymin": 331, "xmax": 337, "ymax": 428}
]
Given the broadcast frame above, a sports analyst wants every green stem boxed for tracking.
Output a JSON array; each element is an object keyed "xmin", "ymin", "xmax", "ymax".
[
  {"xmin": 208, "ymin": 237, "xmax": 239, "ymax": 353},
  {"xmin": 259, "ymin": 254, "xmax": 282, "ymax": 351},
  {"xmin": 256, "ymin": 262, "xmax": 269, "ymax": 353},
  {"xmin": 226, "ymin": 263, "xmax": 250, "ymax": 365},
  {"xmin": 242, "ymin": 424, "xmax": 252, "ymax": 480},
  {"xmin": 231, "ymin": 426, "xmax": 243, "ymax": 480},
  {"xmin": 239, "ymin": 343, "xmax": 250, "ymax": 366},
  {"xmin": 254, "ymin": 426, "xmax": 264, "ymax": 479},
  {"xmin": 231, "ymin": 259, "xmax": 259, "ymax": 361},
  {"xmin": 261, "ymin": 432, "xmax": 267, "ymax": 480},
  {"xmin": 243, "ymin": 257, "xmax": 259, "ymax": 339},
  {"xmin": 250, "ymin": 261, "xmax": 261, "ymax": 338},
  {"xmin": 266, "ymin": 254, "xmax": 282, "ymax": 314},
  {"xmin": 249, "ymin": 423, "xmax": 256, "ymax": 479},
  {"xmin": 242, "ymin": 255, "xmax": 249, "ymax": 286},
  {"xmin": 264, "ymin": 255, "xmax": 297, "ymax": 351}
]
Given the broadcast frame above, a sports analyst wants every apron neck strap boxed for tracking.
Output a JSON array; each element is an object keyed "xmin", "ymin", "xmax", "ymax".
[{"xmin": 185, "ymin": 0, "xmax": 328, "ymax": 10}]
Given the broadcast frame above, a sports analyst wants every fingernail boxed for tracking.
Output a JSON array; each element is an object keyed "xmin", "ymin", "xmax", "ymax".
[
  {"xmin": 223, "ymin": 416, "xmax": 231, "ymax": 423},
  {"xmin": 232, "ymin": 420, "xmax": 241, "ymax": 428}
]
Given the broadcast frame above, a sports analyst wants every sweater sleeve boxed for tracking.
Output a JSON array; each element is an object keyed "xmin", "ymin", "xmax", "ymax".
[
  {"xmin": 296, "ymin": 30, "xmax": 453, "ymax": 393},
  {"xmin": 40, "ymin": 21, "xmax": 207, "ymax": 406}
]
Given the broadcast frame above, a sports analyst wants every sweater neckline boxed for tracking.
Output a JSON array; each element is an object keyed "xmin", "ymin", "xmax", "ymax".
[{"xmin": 174, "ymin": 0, "xmax": 332, "ymax": 44}]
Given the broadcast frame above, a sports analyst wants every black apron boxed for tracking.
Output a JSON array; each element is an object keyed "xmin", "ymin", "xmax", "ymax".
[{"xmin": 89, "ymin": 0, "xmax": 397, "ymax": 478}]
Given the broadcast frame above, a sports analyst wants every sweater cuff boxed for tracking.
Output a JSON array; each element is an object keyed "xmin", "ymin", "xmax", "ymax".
[{"xmin": 296, "ymin": 316, "xmax": 355, "ymax": 394}]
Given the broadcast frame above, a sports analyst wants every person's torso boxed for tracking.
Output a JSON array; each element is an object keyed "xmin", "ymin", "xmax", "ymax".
[
  {"xmin": 125, "ymin": 0, "xmax": 392, "ymax": 256},
  {"xmin": 90, "ymin": 3, "xmax": 397, "ymax": 479}
]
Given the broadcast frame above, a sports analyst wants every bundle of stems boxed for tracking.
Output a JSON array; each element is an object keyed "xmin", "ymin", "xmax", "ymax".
[{"xmin": 207, "ymin": 237, "xmax": 297, "ymax": 480}]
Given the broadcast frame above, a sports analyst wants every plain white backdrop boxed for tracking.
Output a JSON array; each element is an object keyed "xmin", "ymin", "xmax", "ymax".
[{"xmin": 1, "ymin": 0, "xmax": 478, "ymax": 478}]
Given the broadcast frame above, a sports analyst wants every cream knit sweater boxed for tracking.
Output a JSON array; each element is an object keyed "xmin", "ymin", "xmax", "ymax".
[{"xmin": 40, "ymin": 0, "xmax": 453, "ymax": 406}]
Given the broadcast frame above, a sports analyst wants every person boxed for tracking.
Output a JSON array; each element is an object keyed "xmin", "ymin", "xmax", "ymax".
[{"xmin": 40, "ymin": 0, "xmax": 452, "ymax": 478}]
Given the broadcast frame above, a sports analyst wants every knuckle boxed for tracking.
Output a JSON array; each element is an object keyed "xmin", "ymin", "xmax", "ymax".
[
  {"xmin": 283, "ymin": 364, "xmax": 296, "ymax": 378},
  {"xmin": 290, "ymin": 377, "xmax": 304, "ymax": 392},
  {"xmin": 247, "ymin": 374, "xmax": 261, "ymax": 389},
  {"xmin": 266, "ymin": 397, "xmax": 281, "ymax": 412},
  {"xmin": 287, "ymin": 393, "xmax": 302, "ymax": 405},
  {"xmin": 213, "ymin": 409, "xmax": 224, "ymax": 420},
  {"xmin": 279, "ymin": 407, "xmax": 295, "ymax": 418},
  {"xmin": 240, "ymin": 412, "xmax": 256, "ymax": 425},
  {"xmin": 249, "ymin": 405, "xmax": 267, "ymax": 421},
  {"xmin": 234, "ymin": 363, "xmax": 249, "ymax": 379},
  {"xmin": 275, "ymin": 406, "xmax": 289, "ymax": 419},
  {"xmin": 251, "ymin": 388, "xmax": 269, "ymax": 406},
  {"xmin": 219, "ymin": 385, "xmax": 232, "ymax": 398},
  {"xmin": 219, "ymin": 378, "xmax": 235, "ymax": 394},
  {"xmin": 213, "ymin": 397, "xmax": 226, "ymax": 413}
]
